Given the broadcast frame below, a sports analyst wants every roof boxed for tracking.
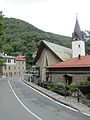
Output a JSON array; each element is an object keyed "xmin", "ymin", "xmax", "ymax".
[
  {"xmin": 16, "ymin": 56, "xmax": 25, "ymax": 61},
  {"xmin": 34, "ymin": 40, "xmax": 71, "ymax": 63},
  {"xmin": 72, "ymin": 17, "xmax": 84, "ymax": 40},
  {"xmin": 47, "ymin": 55, "xmax": 90, "ymax": 68},
  {"xmin": 0, "ymin": 55, "xmax": 15, "ymax": 59}
]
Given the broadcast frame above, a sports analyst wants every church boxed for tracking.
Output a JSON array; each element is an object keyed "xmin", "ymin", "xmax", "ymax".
[
  {"xmin": 46, "ymin": 18, "xmax": 90, "ymax": 84},
  {"xmin": 34, "ymin": 17, "xmax": 90, "ymax": 84}
]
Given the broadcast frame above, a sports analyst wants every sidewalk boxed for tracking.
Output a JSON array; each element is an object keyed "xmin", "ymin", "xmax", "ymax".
[{"xmin": 22, "ymin": 80, "xmax": 90, "ymax": 116}]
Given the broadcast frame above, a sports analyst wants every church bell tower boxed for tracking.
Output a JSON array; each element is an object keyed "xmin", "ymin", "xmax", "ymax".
[{"xmin": 72, "ymin": 16, "xmax": 85, "ymax": 58}]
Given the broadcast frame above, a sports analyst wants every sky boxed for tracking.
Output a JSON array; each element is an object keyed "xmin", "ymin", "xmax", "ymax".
[{"xmin": 0, "ymin": 0, "xmax": 90, "ymax": 37}]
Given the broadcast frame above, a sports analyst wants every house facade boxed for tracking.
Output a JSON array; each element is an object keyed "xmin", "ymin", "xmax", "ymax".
[
  {"xmin": 0, "ymin": 54, "xmax": 26, "ymax": 77},
  {"xmin": 46, "ymin": 55, "xmax": 90, "ymax": 84},
  {"xmin": 34, "ymin": 40, "xmax": 71, "ymax": 82}
]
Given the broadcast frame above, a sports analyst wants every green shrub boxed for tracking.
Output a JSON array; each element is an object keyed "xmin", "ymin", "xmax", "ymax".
[
  {"xmin": 69, "ymin": 82, "xmax": 77, "ymax": 93},
  {"xmin": 79, "ymin": 80, "xmax": 88, "ymax": 86},
  {"xmin": 51, "ymin": 83, "xmax": 68, "ymax": 96}
]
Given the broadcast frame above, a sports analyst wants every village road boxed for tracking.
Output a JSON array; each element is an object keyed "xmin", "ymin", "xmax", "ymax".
[{"xmin": 0, "ymin": 77, "xmax": 90, "ymax": 120}]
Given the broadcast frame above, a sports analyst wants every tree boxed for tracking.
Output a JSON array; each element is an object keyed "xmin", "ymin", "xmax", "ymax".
[
  {"xmin": 0, "ymin": 11, "xmax": 4, "ymax": 77},
  {"xmin": 85, "ymin": 31, "xmax": 90, "ymax": 55},
  {"xmin": 0, "ymin": 11, "xmax": 4, "ymax": 51}
]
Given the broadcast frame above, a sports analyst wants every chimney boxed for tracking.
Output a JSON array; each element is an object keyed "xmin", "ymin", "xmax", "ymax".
[{"xmin": 78, "ymin": 54, "xmax": 81, "ymax": 60}]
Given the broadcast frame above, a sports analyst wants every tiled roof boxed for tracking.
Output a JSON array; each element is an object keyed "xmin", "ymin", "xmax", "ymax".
[
  {"xmin": 47, "ymin": 55, "xmax": 90, "ymax": 68},
  {"xmin": 42, "ymin": 40, "xmax": 71, "ymax": 61},
  {"xmin": 34, "ymin": 40, "xmax": 72, "ymax": 63},
  {"xmin": 16, "ymin": 56, "xmax": 25, "ymax": 61}
]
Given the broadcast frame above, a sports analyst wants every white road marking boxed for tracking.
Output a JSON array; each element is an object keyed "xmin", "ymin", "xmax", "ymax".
[
  {"xmin": 20, "ymin": 79, "xmax": 78, "ymax": 112},
  {"xmin": 21, "ymin": 80, "xmax": 90, "ymax": 117},
  {"xmin": 82, "ymin": 112, "xmax": 90, "ymax": 117},
  {"xmin": 8, "ymin": 79, "xmax": 42, "ymax": 120}
]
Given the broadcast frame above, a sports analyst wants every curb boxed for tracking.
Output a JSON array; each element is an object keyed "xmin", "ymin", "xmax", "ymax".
[{"xmin": 21, "ymin": 80, "xmax": 79, "ymax": 111}]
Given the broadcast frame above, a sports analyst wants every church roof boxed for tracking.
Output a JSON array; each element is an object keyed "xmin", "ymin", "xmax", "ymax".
[
  {"xmin": 47, "ymin": 55, "xmax": 90, "ymax": 68},
  {"xmin": 34, "ymin": 40, "xmax": 71, "ymax": 63},
  {"xmin": 72, "ymin": 17, "xmax": 84, "ymax": 40}
]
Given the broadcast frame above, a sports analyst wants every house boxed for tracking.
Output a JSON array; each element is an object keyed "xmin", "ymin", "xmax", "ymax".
[
  {"xmin": 0, "ymin": 54, "xmax": 26, "ymax": 77},
  {"xmin": 16, "ymin": 56, "xmax": 26, "ymax": 75},
  {"xmin": 46, "ymin": 55, "xmax": 90, "ymax": 84},
  {"xmin": 34, "ymin": 40, "xmax": 71, "ymax": 82},
  {"xmin": 46, "ymin": 17, "xmax": 88, "ymax": 84}
]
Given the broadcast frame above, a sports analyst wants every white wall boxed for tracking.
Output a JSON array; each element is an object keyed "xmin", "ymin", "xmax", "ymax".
[{"xmin": 72, "ymin": 40, "xmax": 85, "ymax": 58}]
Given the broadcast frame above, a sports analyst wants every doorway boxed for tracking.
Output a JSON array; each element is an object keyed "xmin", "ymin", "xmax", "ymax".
[{"xmin": 64, "ymin": 74, "xmax": 73, "ymax": 85}]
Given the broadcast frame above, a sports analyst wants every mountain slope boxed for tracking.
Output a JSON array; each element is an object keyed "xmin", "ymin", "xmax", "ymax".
[{"xmin": 3, "ymin": 17, "xmax": 72, "ymax": 69}]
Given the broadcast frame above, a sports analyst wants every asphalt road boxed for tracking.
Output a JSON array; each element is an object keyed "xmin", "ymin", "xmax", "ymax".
[{"xmin": 0, "ymin": 77, "xmax": 90, "ymax": 120}]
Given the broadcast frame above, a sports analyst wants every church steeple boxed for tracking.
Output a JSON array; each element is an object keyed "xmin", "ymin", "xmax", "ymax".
[
  {"xmin": 72, "ymin": 15, "xmax": 85, "ymax": 58},
  {"xmin": 72, "ymin": 15, "xmax": 84, "ymax": 41}
]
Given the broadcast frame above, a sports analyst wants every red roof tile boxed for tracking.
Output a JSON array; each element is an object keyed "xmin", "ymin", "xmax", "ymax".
[
  {"xmin": 16, "ymin": 56, "xmax": 25, "ymax": 61},
  {"xmin": 47, "ymin": 55, "xmax": 90, "ymax": 68}
]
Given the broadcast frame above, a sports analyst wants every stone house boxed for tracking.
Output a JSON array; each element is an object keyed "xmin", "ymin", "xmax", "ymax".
[
  {"xmin": 16, "ymin": 56, "xmax": 26, "ymax": 76},
  {"xmin": 0, "ymin": 54, "xmax": 26, "ymax": 77},
  {"xmin": 46, "ymin": 55, "xmax": 90, "ymax": 85}
]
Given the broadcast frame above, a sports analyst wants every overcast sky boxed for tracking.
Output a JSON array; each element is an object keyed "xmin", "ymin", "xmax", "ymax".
[{"xmin": 0, "ymin": 0, "xmax": 90, "ymax": 37}]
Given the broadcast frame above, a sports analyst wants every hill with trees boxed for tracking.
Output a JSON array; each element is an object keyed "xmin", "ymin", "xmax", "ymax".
[
  {"xmin": 1, "ymin": 17, "xmax": 90, "ymax": 69},
  {"xmin": 2, "ymin": 17, "xmax": 72, "ymax": 69}
]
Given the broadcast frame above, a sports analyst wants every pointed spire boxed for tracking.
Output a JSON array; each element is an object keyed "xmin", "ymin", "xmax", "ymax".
[{"xmin": 72, "ymin": 14, "xmax": 84, "ymax": 41}]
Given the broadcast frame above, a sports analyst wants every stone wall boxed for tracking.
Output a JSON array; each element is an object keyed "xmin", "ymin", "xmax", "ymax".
[{"xmin": 50, "ymin": 73, "xmax": 89, "ymax": 84}]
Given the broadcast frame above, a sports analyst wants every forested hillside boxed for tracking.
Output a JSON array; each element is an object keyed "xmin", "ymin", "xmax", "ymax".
[{"xmin": 2, "ymin": 17, "xmax": 72, "ymax": 69}]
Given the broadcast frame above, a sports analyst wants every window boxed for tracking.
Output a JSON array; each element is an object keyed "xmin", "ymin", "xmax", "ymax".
[
  {"xmin": 46, "ymin": 57, "xmax": 48, "ymax": 66},
  {"xmin": 4, "ymin": 59, "xmax": 7, "ymax": 63},
  {"xmin": 22, "ymin": 67, "xmax": 24, "ymax": 69},
  {"xmin": 8, "ymin": 59, "xmax": 11, "ymax": 63},
  {"xmin": 14, "ymin": 72, "xmax": 16, "ymax": 75},
  {"xmin": 14, "ymin": 59, "xmax": 16, "ymax": 63},
  {"xmin": 14, "ymin": 66, "xmax": 16, "ymax": 69},
  {"xmin": 8, "ymin": 66, "xmax": 10, "ymax": 70},
  {"xmin": 78, "ymin": 44, "xmax": 80, "ymax": 48},
  {"xmin": 4, "ymin": 66, "xmax": 6, "ymax": 70}
]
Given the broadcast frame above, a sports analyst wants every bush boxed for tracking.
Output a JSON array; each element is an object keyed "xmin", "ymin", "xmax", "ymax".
[
  {"xmin": 87, "ymin": 77, "xmax": 90, "ymax": 81},
  {"xmin": 47, "ymin": 83, "xmax": 54, "ymax": 90},
  {"xmin": 52, "ymin": 83, "xmax": 70, "ymax": 96},
  {"xmin": 79, "ymin": 80, "xmax": 88, "ymax": 86},
  {"xmin": 69, "ymin": 82, "xmax": 77, "ymax": 93},
  {"xmin": 79, "ymin": 85, "xmax": 90, "ymax": 94}
]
